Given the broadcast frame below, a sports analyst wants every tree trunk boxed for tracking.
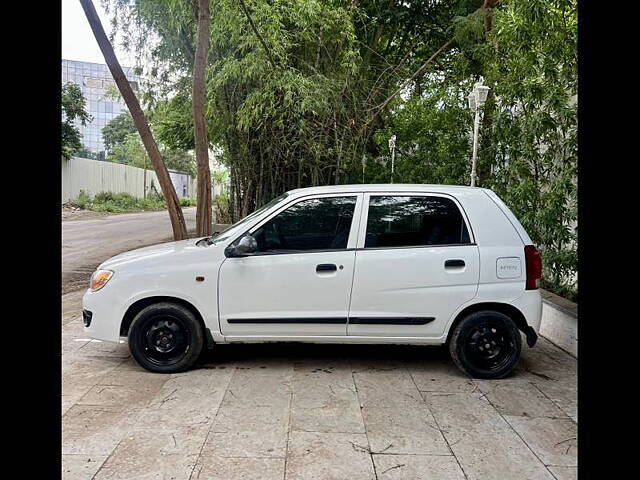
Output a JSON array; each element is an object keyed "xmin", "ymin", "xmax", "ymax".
[
  {"xmin": 79, "ymin": 0, "xmax": 188, "ymax": 240},
  {"xmin": 193, "ymin": 0, "xmax": 212, "ymax": 236}
]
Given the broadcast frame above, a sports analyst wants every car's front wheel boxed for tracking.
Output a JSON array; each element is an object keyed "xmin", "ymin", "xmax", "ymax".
[
  {"xmin": 448, "ymin": 310, "xmax": 522, "ymax": 379},
  {"xmin": 128, "ymin": 302, "xmax": 204, "ymax": 373}
]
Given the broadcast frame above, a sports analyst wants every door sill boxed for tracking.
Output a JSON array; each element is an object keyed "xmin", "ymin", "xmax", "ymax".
[{"xmin": 219, "ymin": 335, "xmax": 446, "ymax": 345}]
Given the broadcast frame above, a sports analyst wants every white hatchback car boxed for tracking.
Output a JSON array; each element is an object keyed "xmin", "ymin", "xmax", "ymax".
[{"xmin": 82, "ymin": 184, "xmax": 542, "ymax": 379}]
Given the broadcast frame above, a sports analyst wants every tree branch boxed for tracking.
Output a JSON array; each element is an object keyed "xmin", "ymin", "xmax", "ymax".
[
  {"xmin": 238, "ymin": 0, "xmax": 277, "ymax": 69},
  {"xmin": 365, "ymin": 37, "xmax": 454, "ymax": 126}
]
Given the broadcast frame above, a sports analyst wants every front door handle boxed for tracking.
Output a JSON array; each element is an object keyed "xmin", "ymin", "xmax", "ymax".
[
  {"xmin": 316, "ymin": 264, "xmax": 337, "ymax": 272},
  {"xmin": 445, "ymin": 259, "xmax": 465, "ymax": 268}
]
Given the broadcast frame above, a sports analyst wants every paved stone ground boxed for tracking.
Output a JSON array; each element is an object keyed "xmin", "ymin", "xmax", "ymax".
[{"xmin": 62, "ymin": 290, "xmax": 577, "ymax": 480}]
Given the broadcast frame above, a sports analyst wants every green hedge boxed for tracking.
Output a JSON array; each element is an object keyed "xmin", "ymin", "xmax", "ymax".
[{"xmin": 67, "ymin": 190, "xmax": 196, "ymax": 213}]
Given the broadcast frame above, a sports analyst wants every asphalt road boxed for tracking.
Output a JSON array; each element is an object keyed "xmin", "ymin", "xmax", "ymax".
[{"xmin": 62, "ymin": 207, "xmax": 197, "ymax": 293}]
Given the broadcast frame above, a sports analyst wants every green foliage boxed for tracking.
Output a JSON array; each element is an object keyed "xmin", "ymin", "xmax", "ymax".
[
  {"xmin": 354, "ymin": 80, "xmax": 473, "ymax": 185},
  {"xmin": 67, "ymin": 190, "xmax": 167, "ymax": 213},
  {"xmin": 74, "ymin": 145, "xmax": 98, "ymax": 160},
  {"xmin": 211, "ymin": 169, "xmax": 228, "ymax": 184},
  {"xmin": 107, "ymin": 132, "xmax": 148, "ymax": 166},
  {"xmin": 71, "ymin": 190, "xmax": 93, "ymax": 209},
  {"xmin": 485, "ymin": 0, "xmax": 578, "ymax": 298},
  {"xmin": 102, "ymin": 111, "xmax": 137, "ymax": 155},
  {"xmin": 106, "ymin": 131, "xmax": 196, "ymax": 176},
  {"xmin": 213, "ymin": 193, "xmax": 232, "ymax": 224},
  {"xmin": 150, "ymin": 94, "xmax": 197, "ymax": 151},
  {"xmin": 180, "ymin": 197, "xmax": 197, "ymax": 207},
  {"xmin": 61, "ymin": 82, "xmax": 92, "ymax": 159},
  {"xmin": 163, "ymin": 149, "xmax": 197, "ymax": 177}
]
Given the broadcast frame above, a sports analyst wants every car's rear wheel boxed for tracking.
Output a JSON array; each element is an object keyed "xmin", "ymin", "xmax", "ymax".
[
  {"xmin": 448, "ymin": 310, "xmax": 522, "ymax": 379},
  {"xmin": 128, "ymin": 302, "xmax": 204, "ymax": 373}
]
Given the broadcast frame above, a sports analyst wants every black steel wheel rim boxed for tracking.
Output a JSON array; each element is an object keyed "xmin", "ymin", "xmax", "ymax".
[
  {"xmin": 137, "ymin": 314, "xmax": 191, "ymax": 366},
  {"xmin": 463, "ymin": 321, "xmax": 516, "ymax": 372}
]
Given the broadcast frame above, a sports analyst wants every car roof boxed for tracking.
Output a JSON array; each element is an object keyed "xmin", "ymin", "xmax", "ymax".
[{"xmin": 286, "ymin": 184, "xmax": 490, "ymax": 196}]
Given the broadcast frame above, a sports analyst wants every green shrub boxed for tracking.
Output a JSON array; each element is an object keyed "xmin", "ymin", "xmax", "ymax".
[
  {"xmin": 68, "ymin": 191, "xmax": 167, "ymax": 213},
  {"xmin": 70, "ymin": 190, "xmax": 92, "ymax": 209},
  {"xmin": 180, "ymin": 197, "xmax": 197, "ymax": 207},
  {"xmin": 213, "ymin": 193, "xmax": 232, "ymax": 224}
]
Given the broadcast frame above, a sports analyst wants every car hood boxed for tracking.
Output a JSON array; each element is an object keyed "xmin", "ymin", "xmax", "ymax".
[{"xmin": 98, "ymin": 238, "xmax": 218, "ymax": 270}]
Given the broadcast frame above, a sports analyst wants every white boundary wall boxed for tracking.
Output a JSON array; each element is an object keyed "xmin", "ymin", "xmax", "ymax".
[
  {"xmin": 539, "ymin": 289, "xmax": 578, "ymax": 357},
  {"xmin": 62, "ymin": 157, "xmax": 196, "ymax": 203}
]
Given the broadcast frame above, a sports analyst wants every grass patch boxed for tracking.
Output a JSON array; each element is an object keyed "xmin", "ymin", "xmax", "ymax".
[{"xmin": 67, "ymin": 190, "xmax": 196, "ymax": 213}]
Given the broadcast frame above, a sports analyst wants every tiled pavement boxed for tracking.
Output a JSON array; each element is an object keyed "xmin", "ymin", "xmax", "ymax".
[{"xmin": 62, "ymin": 290, "xmax": 577, "ymax": 479}]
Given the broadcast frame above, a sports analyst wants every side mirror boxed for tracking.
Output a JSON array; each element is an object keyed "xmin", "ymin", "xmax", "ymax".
[{"xmin": 225, "ymin": 235, "xmax": 257, "ymax": 257}]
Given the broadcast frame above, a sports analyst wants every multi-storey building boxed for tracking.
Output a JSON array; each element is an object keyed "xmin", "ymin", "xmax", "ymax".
[{"xmin": 62, "ymin": 59, "xmax": 139, "ymax": 156}]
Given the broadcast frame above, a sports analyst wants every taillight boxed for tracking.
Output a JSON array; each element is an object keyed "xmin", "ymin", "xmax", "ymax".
[{"xmin": 524, "ymin": 245, "xmax": 542, "ymax": 290}]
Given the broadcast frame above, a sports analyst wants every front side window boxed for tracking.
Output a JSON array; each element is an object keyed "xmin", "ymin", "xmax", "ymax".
[
  {"xmin": 365, "ymin": 196, "xmax": 471, "ymax": 248},
  {"xmin": 211, "ymin": 193, "xmax": 289, "ymax": 243},
  {"xmin": 252, "ymin": 196, "xmax": 356, "ymax": 252}
]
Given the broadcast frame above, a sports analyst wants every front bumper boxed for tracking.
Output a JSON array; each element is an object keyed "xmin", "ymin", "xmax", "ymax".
[
  {"xmin": 82, "ymin": 309, "xmax": 93, "ymax": 327},
  {"xmin": 82, "ymin": 288, "xmax": 123, "ymax": 343}
]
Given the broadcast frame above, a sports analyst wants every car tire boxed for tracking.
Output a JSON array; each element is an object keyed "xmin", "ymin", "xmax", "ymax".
[
  {"xmin": 128, "ymin": 302, "xmax": 204, "ymax": 373},
  {"xmin": 448, "ymin": 310, "xmax": 522, "ymax": 379}
]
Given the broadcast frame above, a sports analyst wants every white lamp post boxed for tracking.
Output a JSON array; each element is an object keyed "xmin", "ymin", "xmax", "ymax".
[
  {"xmin": 362, "ymin": 154, "xmax": 367, "ymax": 183},
  {"xmin": 468, "ymin": 81, "xmax": 490, "ymax": 187},
  {"xmin": 389, "ymin": 134, "xmax": 397, "ymax": 184}
]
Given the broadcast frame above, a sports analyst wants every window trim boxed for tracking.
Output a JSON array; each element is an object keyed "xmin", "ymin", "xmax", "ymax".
[
  {"xmin": 227, "ymin": 193, "xmax": 363, "ymax": 256},
  {"xmin": 356, "ymin": 192, "xmax": 476, "ymax": 250}
]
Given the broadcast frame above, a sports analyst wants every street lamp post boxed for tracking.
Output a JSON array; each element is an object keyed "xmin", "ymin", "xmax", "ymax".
[
  {"xmin": 467, "ymin": 81, "xmax": 490, "ymax": 187},
  {"xmin": 362, "ymin": 153, "xmax": 367, "ymax": 183},
  {"xmin": 389, "ymin": 134, "xmax": 397, "ymax": 184}
]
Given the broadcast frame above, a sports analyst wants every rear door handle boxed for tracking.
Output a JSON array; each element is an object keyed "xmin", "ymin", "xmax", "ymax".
[
  {"xmin": 316, "ymin": 264, "xmax": 337, "ymax": 272},
  {"xmin": 445, "ymin": 259, "xmax": 465, "ymax": 268}
]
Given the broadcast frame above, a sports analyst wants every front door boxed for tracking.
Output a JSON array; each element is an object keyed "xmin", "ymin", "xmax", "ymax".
[
  {"xmin": 219, "ymin": 193, "xmax": 362, "ymax": 337},
  {"xmin": 348, "ymin": 193, "xmax": 480, "ymax": 338}
]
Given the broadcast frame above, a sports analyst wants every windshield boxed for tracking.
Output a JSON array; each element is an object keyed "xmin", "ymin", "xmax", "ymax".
[{"xmin": 209, "ymin": 192, "xmax": 289, "ymax": 243}]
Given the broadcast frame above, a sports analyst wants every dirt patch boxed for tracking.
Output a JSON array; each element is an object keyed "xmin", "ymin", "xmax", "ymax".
[{"xmin": 62, "ymin": 207, "xmax": 111, "ymax": 221}]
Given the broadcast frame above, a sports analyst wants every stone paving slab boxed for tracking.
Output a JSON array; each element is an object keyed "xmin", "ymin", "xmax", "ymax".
[
  {"xmin": 373, "ymin": 454, "xmax": 466, "ymax": 480},
  {"xmin": 93, "ymin": 426, "xmax": 208, "ymax": 480},
  {"xmin": 61, "ymin": 289, "xmax": 578, "ymax": 479},
  {"xmin": 423, "ymin": 391, "xmax": 557, "ymax": 480},
  {"xmin": 193, "ymin": 456, "xmax": 286, "ymax": 480},
  {"xmin": 62, "ymin": 455, "xmax": 108, "ymax": 480},
  {"xmin": 285, "ymin": 431, "xmax": 376, "ymax": 480},
  {"xmin": 505, "ymin": 416, "xmax": 577, "ymax": 467},
  {"xmin": 362, "ymin": 406, "xmax": 449, "ymax": 455}
]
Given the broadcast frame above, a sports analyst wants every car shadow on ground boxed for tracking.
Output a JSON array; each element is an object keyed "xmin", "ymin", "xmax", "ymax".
[{"xmin": 197, "ymin": 342, "xmax": 452, "ymax": 367}]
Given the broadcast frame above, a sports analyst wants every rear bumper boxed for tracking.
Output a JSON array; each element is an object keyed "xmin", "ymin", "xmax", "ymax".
[
  {"xmin": 524, "ymin": 326, "xmax": 538, "ymax": 347},
  {"xmin": 510, "ymin": 289, "xmax": 542, "ymax": 345}
]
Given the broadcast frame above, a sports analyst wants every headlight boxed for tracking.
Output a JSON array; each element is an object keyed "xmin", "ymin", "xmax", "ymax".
[{"xmin": 90, "ymin": 269, "xmax": 114, "ymax": 291}]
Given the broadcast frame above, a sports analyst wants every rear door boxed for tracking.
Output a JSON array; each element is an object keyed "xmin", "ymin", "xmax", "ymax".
[{"xmin": 347, "ymin": 193, "xmax": 480, "ymax": 338}]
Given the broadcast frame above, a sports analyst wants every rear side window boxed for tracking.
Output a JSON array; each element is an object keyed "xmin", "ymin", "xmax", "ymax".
[
  {"xmin": 253, "ymin": 196, "xmax": 356, "ymax": 252},
  {"xmin": 365, "ymin": 196, "xmax": 471, "ymax": 248}
]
